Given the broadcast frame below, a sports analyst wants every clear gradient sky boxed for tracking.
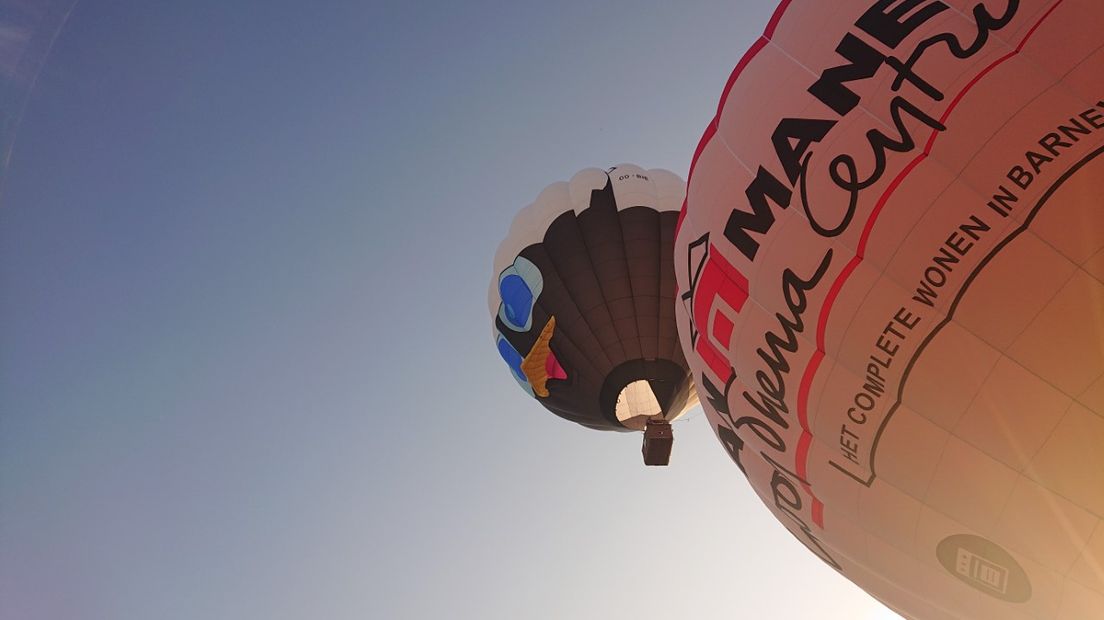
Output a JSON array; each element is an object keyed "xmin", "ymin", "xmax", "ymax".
[{"xmin": 0, "ymin": 1, "xmax": 902, "ymax": 618}]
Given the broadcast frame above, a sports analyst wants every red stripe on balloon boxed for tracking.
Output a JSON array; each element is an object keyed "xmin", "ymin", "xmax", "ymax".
[
  {"xmin": 679, "ymin": 0, "xmax": 797, "ymax": 244},
  {"xmin": 1018, "ymin": 0, "xmax": 1065, "ymax": 52},
  {"xmin": 764, "ymin": 0, "xmax": 794, "ymax": 38},
  {"xmin": 925, "ymin": 51, "xmax": 1015, "ymax": 155},
  {"xmin": 795, "ymin": 429, "xmax": 814, "ymax": 478}
]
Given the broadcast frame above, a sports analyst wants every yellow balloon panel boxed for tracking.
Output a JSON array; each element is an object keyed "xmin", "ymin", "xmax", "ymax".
[{"xmin": 675, "ymin": 1, "xmax": 1104, "ymax": 617}]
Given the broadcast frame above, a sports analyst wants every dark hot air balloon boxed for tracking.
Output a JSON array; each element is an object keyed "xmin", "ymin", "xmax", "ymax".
[{"xmin": 490, "ymin": 164, "xmax": 697, "ymax": 464}]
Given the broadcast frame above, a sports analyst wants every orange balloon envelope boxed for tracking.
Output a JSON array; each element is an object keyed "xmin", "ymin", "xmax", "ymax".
[{"xmin": 675, "ymin": 1, "xmax": 1104, "ymax": 618}]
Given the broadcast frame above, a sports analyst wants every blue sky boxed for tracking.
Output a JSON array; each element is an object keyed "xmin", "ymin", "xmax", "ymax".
[{"xmin": 0, "ymin": 1, "xmax": 899, "ymax": 618}]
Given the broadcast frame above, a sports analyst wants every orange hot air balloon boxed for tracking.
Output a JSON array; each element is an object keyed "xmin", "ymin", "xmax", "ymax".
[{"xmin": 675, "ymin": 1, "xmax": 1104, "ymax": 618}]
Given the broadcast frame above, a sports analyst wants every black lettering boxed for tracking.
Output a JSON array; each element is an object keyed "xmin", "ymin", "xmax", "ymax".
[
  {"xmin": 735, "ymin": 415, "xmax": 785, "ymax": 453},
  {"xmin": 725, "ymin": 167, "xmax": 792, "ymax": 261},
  {"xmin": 742, "ymin": 387, "xmax": 790, "ymax": 429},
  {"xmin": 1008, "ymin": 165, "xmax": 1033, "ymax": 190},
  {"xmin": 758, "ymin": 320, "xmax": 799, "ymax": 376},
  {"xmin": 857, "ymin": 0, "xmax": 950, "ymax": 48},
  {"xmin": 830, "ymin": 96, "xmax": 945, "ymax": 192},
  {"xmin": 867, "ymin": 361, "xmax": 886, "ymax": 382},
  {"xmin": 884, "ymin": 54, "xmax": 944, "ymax": 102},
  {"xmin": 931, "ymin": 246, "xmax": 961, "ymax": 272},
  {"xmin": 771, "ymin": 469, "xmax": 801, "ymax": 511},
  {"xmin": 781, "ymin": 512, "xmax": 842, "ymax": 571},
  {"xmin": 894, "ymin": 307, "xmax": 920, "ymax": 330},
  {"xmin": 772, "ymin": 117, "xmax": 836, "ymax": 184},
  {"xmin": 1039, "ymin": 132, "xmax": 1073, "ymax": 157},
  {"xmin": 808, "ymin": 34, "xmax": 885, "ymax": 116},
  {"xmin": 875, "ymin": 334, "xmax": 899, "ymax": 356},
  {"xmin": 959, "ymin": 214, "xmax": 989, "ymax": 241},
  {"xmin": 945, "ymin": 231, "xmax": 974, "ymax": 256},
  {"xmin": 887, "ymin": 1, "xmax": 1017, "ymax": 93},
  {"xmin": 716, "ymin": 424, "xmax": 747, "ymax": 474},
  {"xmin": 862, "ymin": 373, "xmax": 886, "ymax": 398},
  {"xmin": 986, "ymin": 185, "xmax": 1018, "ymax": 217},
  {"xmin": 924, "ymin": 265, "xmax": 947, "ymax": 287},
  {"xmin": 913, "ymin": 279, "xmax": 939, "ymax": 306},
  {"xmin": 800, "ymin": 152, "xmax": 856, "ymax": 237},
  {"xmin": 1080, "ymin": 107, "xmax": 1104, "ymax": 129},
  {"xmin": 700, "ymin": 372, "xmax": 734, "ymax": 418},
  {"xmin": 1025, "ymin": 150, "xmax": 1053, "ymax": 175},
  {"xmin": 854, "ymin": 391, "xmax": 876, "ymax": 411},
  {"xmin": 1058, "ymin": 118, "xmax": 1091, "ymax": 142},
  {"xmin": 735, "ymin": 251, "xmax": 831, "ymax": 452}
]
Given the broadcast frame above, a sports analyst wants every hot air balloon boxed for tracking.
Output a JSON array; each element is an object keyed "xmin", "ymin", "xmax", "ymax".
[
  {"xmin": 490, "ymin": 164, "xmax": 696, "ymax": 464},
  {"xmin": 675, "ymin": 1, "xmax": 1104, "ymax": 618}
]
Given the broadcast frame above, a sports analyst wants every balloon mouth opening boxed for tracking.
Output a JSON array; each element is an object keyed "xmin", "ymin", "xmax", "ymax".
[
  {"xmin": 615, "ymin": 380, "xmax": 663, "ymax": 430},
  {"xmin": 597, "ymin": 359, "xmax": 695, "ymax": 431}
]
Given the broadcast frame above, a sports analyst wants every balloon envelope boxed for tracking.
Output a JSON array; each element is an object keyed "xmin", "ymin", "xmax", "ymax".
[
  {"xmin": 491, "ymin": 165, "xmax": 696, "ymax": 433},
  {"xmin": 675, "ymin": 1, "xmax": 1104, "ymax": 618}
]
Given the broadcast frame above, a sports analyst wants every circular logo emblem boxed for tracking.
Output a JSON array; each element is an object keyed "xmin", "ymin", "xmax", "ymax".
[{"xmin": 936, "ymin": 534, "xmax": 1032, "ymax": 603}]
